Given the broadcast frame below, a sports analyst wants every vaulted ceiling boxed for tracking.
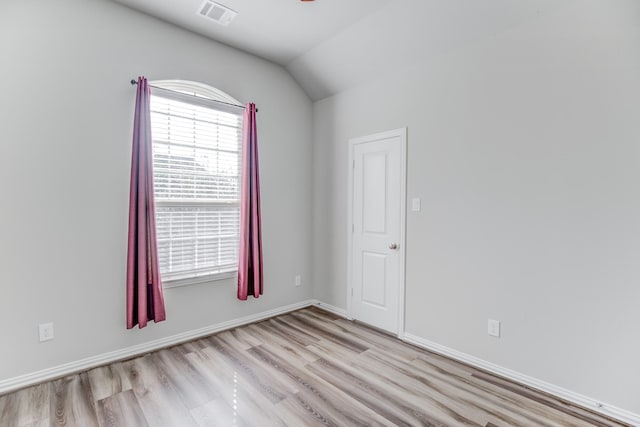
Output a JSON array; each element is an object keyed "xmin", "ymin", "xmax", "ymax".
[{"xmin": 114, "ymin": 0, "xmax": 572, "ymax": 101}]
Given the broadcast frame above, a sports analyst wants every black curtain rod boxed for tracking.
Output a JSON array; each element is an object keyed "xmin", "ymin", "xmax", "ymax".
[{"xmin": 130, "ymin": 79, "xmax": 255, "ymax": 112}]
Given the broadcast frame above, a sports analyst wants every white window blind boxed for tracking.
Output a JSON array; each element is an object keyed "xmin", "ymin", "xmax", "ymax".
[{"xmin": 150, "ymin": 90, "xmax": 242, "ymax": 283}]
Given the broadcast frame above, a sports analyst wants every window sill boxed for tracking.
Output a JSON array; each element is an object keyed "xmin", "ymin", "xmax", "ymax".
[{"xmin": 163, "ymin": 271, "xmax": 237, "ymax": 289}]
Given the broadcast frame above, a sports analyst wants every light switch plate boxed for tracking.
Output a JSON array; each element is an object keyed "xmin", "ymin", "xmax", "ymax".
[{"xmin": 411, "ymin": 198, "xmax": 421, "ymax": 212}]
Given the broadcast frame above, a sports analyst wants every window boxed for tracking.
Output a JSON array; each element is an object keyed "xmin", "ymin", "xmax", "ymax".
[{"xmin": 149, "ymin": 81, "xmax": 243, "ymax": 286}]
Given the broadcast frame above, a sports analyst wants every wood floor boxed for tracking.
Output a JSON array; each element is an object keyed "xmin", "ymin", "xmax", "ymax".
[{"xmin": 0, "ymin": 307, "xmax": 628, "ymax": 427}]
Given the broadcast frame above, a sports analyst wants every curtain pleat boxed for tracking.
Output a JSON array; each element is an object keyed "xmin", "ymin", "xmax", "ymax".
[{"xmin": 126, "ymin": 76, "xmax": 166, "ymax": 328}]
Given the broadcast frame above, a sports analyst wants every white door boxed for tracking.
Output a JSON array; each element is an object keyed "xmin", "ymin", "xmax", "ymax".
[{"xmin": 349, "ymin": 128, "xmax": 406, "ymax": 336}]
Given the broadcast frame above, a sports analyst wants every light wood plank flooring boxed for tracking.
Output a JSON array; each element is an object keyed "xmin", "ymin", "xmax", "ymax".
[{"xmin": 0, "ymin": 307, "xmax": 629, "ymax": 426}]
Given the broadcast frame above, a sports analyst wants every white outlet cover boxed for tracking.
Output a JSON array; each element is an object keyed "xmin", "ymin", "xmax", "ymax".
[
  {"xmin": 411, "ymin": 197, "xmax": 421, "ymax": 212},
  {"xmin": 488, "ymin": 319, "xmax": 500, "ymax": 337},
  {"xmin": 295, "ymin": 275, "xmax": 301, "ymax": 286},
  {"xmin": 39, "ymin": 322, "xmax": 54, "ymax": 342}
]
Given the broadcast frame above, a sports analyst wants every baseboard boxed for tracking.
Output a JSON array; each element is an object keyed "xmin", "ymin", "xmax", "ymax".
[
  {"xmin": 312, "ymin": 300, "xmax": 351, "ymax": 319},
  {"xmin": 402, "ymin": 333, "xmax": 640, "ymax": 426},
  {"xmin": 0, "ymin": 299, "xmax": 317, "ymax": 395}
]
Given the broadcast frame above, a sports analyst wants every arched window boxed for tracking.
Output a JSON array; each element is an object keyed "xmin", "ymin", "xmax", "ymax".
[{"xmin": 150, "ymin": 80, "xmax": 243, "ymax": 286}]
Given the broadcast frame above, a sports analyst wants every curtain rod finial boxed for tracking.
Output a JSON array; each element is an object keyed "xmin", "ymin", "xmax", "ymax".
[{"xmin": 130, "ymin": 79, "xmax": 137, "ymax": 85}]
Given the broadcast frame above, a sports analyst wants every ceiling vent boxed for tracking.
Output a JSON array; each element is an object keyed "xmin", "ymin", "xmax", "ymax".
[{"xmin": 197, "ymin": 1, "xmax": 237, "ymax": 26}]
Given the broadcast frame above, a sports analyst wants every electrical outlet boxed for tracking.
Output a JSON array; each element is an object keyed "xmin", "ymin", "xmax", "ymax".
[
  {"xmin": 488, "ymin": 319, "xmax": 500, "ymax": 338},
  {"xmin": 39, "ymin": 322, "xmax": 54, "ymax": 342},
  {"xmin": 295, "ymin": 275, "xmax": 301, "ymax": 287}
]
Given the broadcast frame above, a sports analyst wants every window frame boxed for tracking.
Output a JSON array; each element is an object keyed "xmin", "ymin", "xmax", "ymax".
[{"xmin": 149, "ymin": 82, "xmax": 244, "ymax": 288}]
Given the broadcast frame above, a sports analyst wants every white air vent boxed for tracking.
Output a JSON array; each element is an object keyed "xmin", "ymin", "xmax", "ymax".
[{"xmin": 197, "ymin": 1, "xmax": 237, "ymax": 26}]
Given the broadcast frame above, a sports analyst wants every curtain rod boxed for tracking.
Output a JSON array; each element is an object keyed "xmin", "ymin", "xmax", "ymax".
[{"xmin": 130, "ymin": 79, "xmax": 256, "ymax": 112}]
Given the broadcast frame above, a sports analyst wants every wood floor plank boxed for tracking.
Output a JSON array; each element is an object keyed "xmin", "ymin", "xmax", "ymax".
[
  {"xmin": 0, "ymin": 383, "xmax": 49, "ymax": 427},
  {"xmin": 471, "ymin": 372, "xmax": 622, "ymax": 427},
  {"xmin": 122, "ymin": 355, "xmax": 196, "ymax": 426},
  {"xmin": 88, "ymin": 363, "xmax": 132, "ymax": 402},
  {"xmin": 233, "ymin": 326, "xmax": 264, "ymax": 348},
  {"xmin": 274, "ymin": 396, "xmax": 335, "ymax": 427},
  {"xmin": 415, "ymin": 353, "xmax": 602, "ymax": 427},
  {"xmin": 275, "ymin": 395, "xmax": 342, "ymax": 427},
  {"xmin": 245, "ymin": 323, "xmax": 320, "ymax": 367},
  {"xmin": 0, "ymin": 392, "xmax": 18, "ymax": 425},
  {"xmin": 305, "ymin": 306, "xmax": 342, "ymax": 321},
  {"xmin": 191, "ymin": 398, "xmax": 242, "ymax": 427},
  {"xmin": 306, "ymin": 338, "xmax": 372, "ymax": 366},
  {"xmin": 352, "ymin": 350, "xmax": 500, "ymax": 426},
  {"xmin": 0, "ymin": 396, "xmax": 5, "ymax": 424},
  {"xmin": 50, "ymin": 373, "xmax": 98, "ymax": 427},
  {"xmin": 187, "ymin": 349, "xmax": 288, "ymax": 427},
  {"xmin": 0, "ymin": 307, "xmax": 630, "ymax": 427},
  {"xmin": 293, "ymin": 311, "xmax": 380, "ymax": 351},
  {"xmin": 409, "ymin": 354, "xmax": 569, "ymax": 426},
  {"xmin": 95, "ymin": 389, "xmax": 148, "ymax": 427},
  {"xmin": 411, "ymin": 358, "xmax": 555, "ymax": 425},
  {"xmin": 173, "ymin": 341, "xmax": 203, "ymax": 356},
  {"xmin": 287, "ymin": 312, "xmax": 369, "ymax": 354},
  {"xmin": 206, "ymin": 334, "xmax": 297, "ymax": 401},
  {"xmin": 153, "ymin": 347, "xmax": 218, "ymax": 410},
  {"xmin": 20, "ymin": 419, "xmax": 50, "ymax": 427},
  {"xmin": 333, "ymin": 318, "xmax": 423, "ymax": 361},
  {"xmin": 267, "ymin": 317, "xmax": 322, "ymax": 347},
  {"xmin": 362, "ymin": 347, "xmax": 551, "ymax": 427},
  {"xmin": 307, "ymin": 356, "xmax": 443, "ymax": 426},
  {"xmin": 247, "ymin": 344, "xmax": 396, "ymax": 427}
]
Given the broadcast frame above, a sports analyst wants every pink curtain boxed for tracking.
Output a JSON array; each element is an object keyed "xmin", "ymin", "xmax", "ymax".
[
  {"xmin": 238, "ymin": 103, "xmax": 263, "ymax": 300},
  {"xmin": 126, "ymin": 76, "xmax": 166, "ymax": 329}
]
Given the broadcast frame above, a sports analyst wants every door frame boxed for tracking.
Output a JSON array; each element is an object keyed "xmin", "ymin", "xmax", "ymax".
[{"xmin": 347, "ymin": 127, "xmax": 407, "ymax": 338}]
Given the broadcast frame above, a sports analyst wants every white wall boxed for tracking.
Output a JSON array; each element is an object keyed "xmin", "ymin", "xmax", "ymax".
[
  {"xmin": 0, "ymin": 0, "xmax": 313, "ymax": 381},
  {"xmin": 313, "ymin": 0, "xmax": 640, "ymax": 415}
]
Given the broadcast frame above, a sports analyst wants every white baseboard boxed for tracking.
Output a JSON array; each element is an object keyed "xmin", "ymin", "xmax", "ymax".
[
  {"xmin": 402, "ymin": 333, "xmax": 640, "ymax": 426},
  {"xmin": 0, "ymin": 299, "xmax": 316, "ymax": 395},
  {"xmin": 312, "ymin": 301, "xmax": 351, "ymax": 319}
]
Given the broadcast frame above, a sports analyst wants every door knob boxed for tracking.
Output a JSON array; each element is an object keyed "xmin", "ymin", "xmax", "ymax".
[{"xmin": 389, "ymin": 243, "xmax": 398, "ymax": 250}]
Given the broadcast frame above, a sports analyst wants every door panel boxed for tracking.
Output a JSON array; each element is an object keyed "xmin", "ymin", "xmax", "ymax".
[
  {"xmin": 361, "ymin": 251, "xmax": 386, "ymax": 307},
  {"xmin": 362, "ymin": 151, "xmax": 387, "ymax": 233}
]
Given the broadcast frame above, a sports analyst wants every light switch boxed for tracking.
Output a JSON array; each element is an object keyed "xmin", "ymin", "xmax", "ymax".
[{"xmin": 411, "ymin": 198, "xmax": 421, "ymax": 212}]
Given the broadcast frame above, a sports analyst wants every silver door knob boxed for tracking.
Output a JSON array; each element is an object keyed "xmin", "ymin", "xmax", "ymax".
[{"xmin": 389, "ymin": 243, "xmax": 398, "ymax": 250}]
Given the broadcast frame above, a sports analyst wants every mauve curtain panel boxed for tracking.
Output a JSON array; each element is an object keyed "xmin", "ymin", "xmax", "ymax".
[
  {"xmin": 126, "ymin": 76, "xmax": 166, "ymax": 329},
  {"xmin": 238, "ymin": 103, "xmax": 263, "ymax": 300}
]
